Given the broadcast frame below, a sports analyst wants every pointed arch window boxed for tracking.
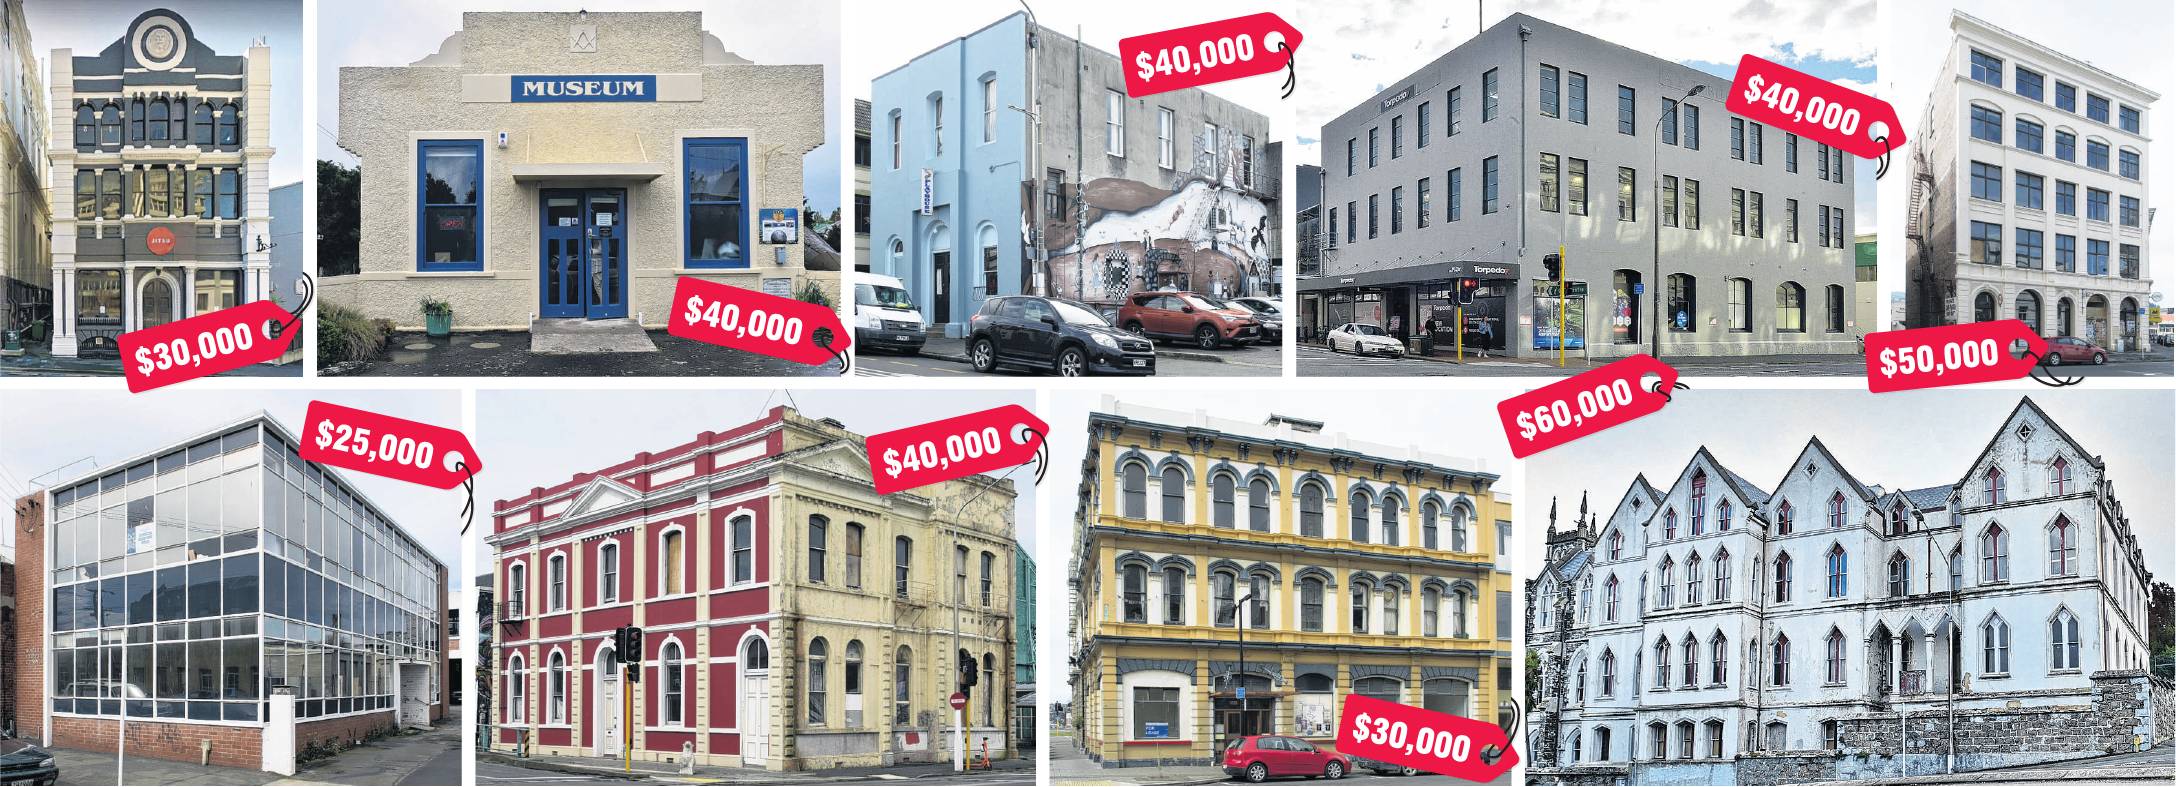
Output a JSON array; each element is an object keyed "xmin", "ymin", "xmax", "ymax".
[
  {"xmin": 1299, "ymin": 482, "xmax": 1325, "ymax": 537},
  {"xmin": 1607, "ymin": 530, "xmax": 1623, "ymax": 559},
  {"xmin": 1888, "ymin": 553, "xmax": 1910, "ymax": 597},
  {"xmin": 1713, "ymin": 549, "xmax": 1732, "ymax": 601},
  {"xmin": 1889, "ymin": 503, "xmax": 1908, "ymax": 535},
  {"xmin": 1663, "ymin": 508, "xmax": 1678, "ymax": 539},
  {"xmin": 1689, "ymin": 471, "xmax": 1708, "ymax": 533},
  {"xmin": 1211, "ymin": 472, "xmax": 1236, "ymax": 527},
  {"xmin": 1982, "ymin": 614, "xmax": 2011, "ymax": 673},
  {"xmin": 1681, "ymin": 636, "xmax": 1698, "ymax": 687},
  {"xmin": 1710, "ymin": 633, "xmax": 1728, "ymax": 685},
  {"xmin": 1685, "ymin": 552, "xmax": 1703, "ymax": 604},
  {"xmin": 1247, "ymin": 477, "xmax": 1271, "ymax": 532},
  {"xmin": 1825, "ymin": 628, "xmax": 1845, "ymax": 683},
  {"xmin": 1984, "ymin": 466, "xmax": 2006, "ymax": 504},
  {"xmin": 1776, "ymin": 500, "xmax": 1794, "ymax": 534},
  {"xmin": 1575, "ymin": 660, "xmax": 1588, "ymax": 701},
  {"xmin": 1982, "ymin": 523, "xmax": 2010, "ymax": 582},
  {"xmin": 1599, "ymin": 649, "xmax": 1618, "ymax": 696},
  {"xmin": 2049, "ymin": 608, "xmax": 2080, "ymax": 670},
  {"xmin": 1160, "ymin": 466, "xmax": 1186, "ymax": 522},
  {"xmin": 1577, "ymin": 577, "xmax": 1593, "ymax": 622},
  {"xmin": 1948, "ymin": 546, "xmax": 1963, "ymax": 590},
  {"xmin": 1350, "ymin": 490, "xmax": 1372, "ymax": 543},
  {"xmin": 1772, "ymin": 553, "xmax": 1792, "ymax": 602},
  {"xmin": 2048, "ymin": 516, "xmax": 2076, "ymax": 576},
  {"xmin": 1603, "ymin": 575, "xmax": 1620, "ymax": 622},
  {"xmin": 1121, "ymin": 461, "xmax": 1147, "ymax": 519},
  {"xmin": 1824, "ymin": 545, "xmax": 1847, "ymax": 598},
  {"xmin": 1827, "ymin": 492, "xmax": 1846, "ymax": 529},
  {"xmin": 1718, "ymin": 499, "xmax": 1733, "ymax": 531},
  {"xmin": 2050, "ymin": 458, "xmax": 2071, "ymax": 496},
  {"xmin": 1654, "ymin": 636, "xmax": 1672, "ymax": 686},
  {"xmin": 1657, "ymin": 558, "xmax": 1676, "ymax": 607},
  {"xmin": 1771, "ymin": 634, "xmax": 1791, "ymax": 686}
]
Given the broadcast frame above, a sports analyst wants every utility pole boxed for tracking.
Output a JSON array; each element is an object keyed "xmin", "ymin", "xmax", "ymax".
[
  {"xmin": 1556, "ymin": 244, "xmax": 1567, "ymax": 367},
  {"xmin": 1233, "ymin": 592, "xmax": 1256, "ymax": 744},
  {"xmin": 1074, "ymin": 27, "xmax": 1086, "ymax": 302}
]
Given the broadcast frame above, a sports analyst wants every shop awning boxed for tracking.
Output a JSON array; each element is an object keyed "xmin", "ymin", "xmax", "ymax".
[
  {"xmin": 1298, "ymin": 259, "xmax": 1523, "ymax": 292},
  {"xmin": 510, "ymin": 162, "xmax": 670, "ymax": 182}
]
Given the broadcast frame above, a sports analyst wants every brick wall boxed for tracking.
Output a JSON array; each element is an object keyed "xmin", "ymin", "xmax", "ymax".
[
  {"xmin": 11, "ymin": 493, "xmax": 45, "ymax": 742},
  {"xmin": 297, "ymin": 710, "xmax": 400, "ymax": 755},
  {"xmin": 52, "ymin": 716, "xmax": 265, "ymax": 769}
]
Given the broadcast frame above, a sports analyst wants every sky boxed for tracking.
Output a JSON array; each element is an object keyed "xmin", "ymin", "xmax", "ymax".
[
  {"xmin": 24, "ymin": 0, "xmax": 307, "ymax": 188},
  {"xmin": 470, "ymin": 389, "xmax": 1040, "ymax": 571},
  {"xmin": 317, "ymin": 0, "xmax": 842, "ymax": 213},
  {"xmin": 1290, "ymin": 0, "xmax": 1877, "ymax": 233},
  {"xmin": 1520, "ymin": 389, "xmax": 2176, "ymax": 586},
  {"xmin": 1879, "ymin": 0, "xmax": 2172, "ymax": 314},
  {"xmin": 1042, "ymin": 389, "xmax": 1522, "ymax": 707},
  {"xmin": 0, "ymin": 388, "xmax": 466, "ymax": 573}
]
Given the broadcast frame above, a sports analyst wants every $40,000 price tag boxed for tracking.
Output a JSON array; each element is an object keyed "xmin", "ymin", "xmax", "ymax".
[
  {"xmin": 1727, "ymin": 54, "xmax": 1905, "ymax": 160},
  {"xmin": 1864, "ymin": 320, "xmax": 2046, "ymax": 393},
  {"xmin": 1497, "ymin": 355, "xmax": 1679, "ymax": 459},
  {"xmin": 667, "ymin": 277, "xmax": 851, "ymax": 366},
  {"xmin": 865, "ymin": 405, "xmax": 1049, "ymax": 496},
  {"xmin": 119, "ymin": 301, "xmax": 297, "ymax": 393},
  {"xmin": 1338, "ymin": 694, "xmax": 1518, "ymax": 782},
  {"xmin": 300, "ymin": 401, "xmax": 483, "ymax": 489},
  {"xmin": 1119, "ymin": 13, "xmax": 1302, "ymax": 98}
]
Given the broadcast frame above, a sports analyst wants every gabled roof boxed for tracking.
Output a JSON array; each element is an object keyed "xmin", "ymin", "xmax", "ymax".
[
  {"xmin": 1948, "ymin": 397, "xmax": 2103, "ymax": 493},
  {"xmin": 1555, "ymin": 550, "xmax": 1591, "ymax": 581},
  {"xmin": 1902, "ymin": 484, "xmax": 1954, "ymax": 510},
  {"xmin": 1783, "ymin": 435, "xmax": 1877, "ymax": 504}
]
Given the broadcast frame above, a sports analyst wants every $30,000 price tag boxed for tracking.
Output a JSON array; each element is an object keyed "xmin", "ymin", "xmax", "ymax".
[
  {"xmin": 667, "ymin": 277, "xmax": 852, "ymax": 366},
  {"xmin": 1338, "ymin": 695, "xmax": 1518, "ymax": 782},
  {"xmin": 1864, "ymin": 320, "xmax": 2046, "ymax": 393},
  {"xmin": 1727, "ymin": 54, "xmax": 1905, "ymax": 160},
  {"xmin": 299, "ymin": 401, "xmax": 483, "ymax": 489},
  {"xmin": 1497, "ymin": 355, "xmax": 1679, "ymax": 459},
  {"xmin": 864, "ymin": 405, "xmax": 1049, "ymax": 496},
  {"xmin": 118, "ymin": 301, "xmax": 297, "ymax": 393},
  {"xmin": 1119, "ymin": 12, "xmax": 1302, "ymax": 98}
]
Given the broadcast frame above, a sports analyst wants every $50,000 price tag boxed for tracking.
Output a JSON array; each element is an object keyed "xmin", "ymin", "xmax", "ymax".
[
  {"xmin": 1338, "ymin": 695, "xmax": 1517, "ymax": 782},
  {"xmin": 1727, "ymin": 54, "xmax": 1905, "ymax": 159},
  {"xmin": 865, "ymin": 405, "xmax": 1049, "ymax": 496},
  {"xmin": 667, "ymin": 277, "xmax": 851, "ymax": 366},
  {"xmin": 1864, "ymin": 320, "xmax": 2046, "ymax": 393},
  {"xmin": 299, "ymin": 401, "xmax": 483, "ymax": 489},
  {"xmin": 119, "ymin": 301, "xmax": 296, "ymax": 393},
  {"xmin": 1119, "ymin": 13, "xmax": 1302, "ymax": 98},
  {"xmin": 1497, "ymin": 355, "xmax": 1679, "ymax": 459}
]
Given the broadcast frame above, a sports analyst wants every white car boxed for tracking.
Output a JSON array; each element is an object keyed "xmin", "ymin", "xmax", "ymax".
[{"xmin": 1327, "ymin": 323, "xmax": 1405, "ymax": 356}]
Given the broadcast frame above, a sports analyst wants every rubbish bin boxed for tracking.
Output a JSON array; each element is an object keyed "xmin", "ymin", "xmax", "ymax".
[{"xmin": 1409, "ymin": 336, "xmax": 1432, "ymax": 356}]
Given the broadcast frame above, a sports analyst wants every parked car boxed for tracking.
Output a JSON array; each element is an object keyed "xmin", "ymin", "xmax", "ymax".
[
  {"xmin": 1347, "ymin": 754, "xmax": 1425, "ymax": 777},
  {"xmin": 0, "ymin": 735, "xmax": 58, "ymax": 786},
  {"xmin": 966, "ymin": 295, "xmax": 1156, "ymax": 376},
  {"xmin": 1118, "ymin": 292, "xmax": 1262, "ymax": 349},
  {"xmin": 853, "ymin": 273, "xmax": 926, "ymax": 355},
  {"xmin": 2041, "ymin": 336, "xmax": 2106, "ymax": 366},
  {"xmin": 1327, "ymin": 323, "xmax": 1406, "ymax": 356},
  {"xmin": 1229, "ymin": 296, "xmax": 1284, "ymax": 346},
  {"xmin": 1221, "ymin": 735, "xmax": 1349, "ymax": 782}
]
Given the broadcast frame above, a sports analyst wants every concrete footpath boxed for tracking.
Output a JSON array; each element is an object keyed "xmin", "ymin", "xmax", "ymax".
[
  {"xmin": 479, "ymin": 749, "xmax": 1035, "ymax": 784},
  {"xmin": 1049, "ymin": 734, "xmax": 1224, "ymax": 786},
  {"xmin": 46, "ymin": 721, "xmax": 459, "ymax": 785}
]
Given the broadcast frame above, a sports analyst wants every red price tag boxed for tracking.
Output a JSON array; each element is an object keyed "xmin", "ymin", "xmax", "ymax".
[
  {"xmin": 1726, "ymin": 53, "xmax": 1905, "ymax": 159},
  {"xmin": 1119, "ymin": 13, "xmax": 1302, "ymax": 98},
  {"xmin": 667, "ymin": 276, "xmax": 851, "ymax": 366},
  {"xmin": 865, "ymin": 405, "xmax": 1049, "ymax": 496},
  {"xmin": 1337, "ymin": 694, "xmax": 1517, "ymax": 782},
  {"xmin": 118, "ymin": 301, "xmax": 297, "ymax": 393},
  {"xmin": 299, "ymin": 401, "xmax": 482, "ymax": 490},
  {"xmin": 1864, "ymin": 320, "xmax": 2045, "ymax": 393},
  {"xmin": 1497, "ymin": 355, "xmax": 1678, "ymax": 459}
]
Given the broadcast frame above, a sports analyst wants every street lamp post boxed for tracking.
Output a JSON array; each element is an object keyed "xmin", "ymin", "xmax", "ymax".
[
  {"xmin": 1652, "ymin": 83, "xmax": 1706, "ymax": 360},
  {"xmin": 1229, "ymin": 592, "xmax": 1258, "ymax": 746}
]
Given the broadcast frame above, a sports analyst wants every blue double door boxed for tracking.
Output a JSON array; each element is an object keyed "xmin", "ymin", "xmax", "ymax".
[{"xmin": 539, "ymin": 188, "xmax": 628, "ymax": 319}]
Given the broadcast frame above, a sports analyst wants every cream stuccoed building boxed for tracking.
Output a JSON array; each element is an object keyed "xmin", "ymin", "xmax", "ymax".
[
  {"xmin": 1525, "ymin": 397, "xmax": 2163, "ymax": 786},
  {"xmin": 1905, "ymin": 11, "xmax": 2155, "ymax": 350}
]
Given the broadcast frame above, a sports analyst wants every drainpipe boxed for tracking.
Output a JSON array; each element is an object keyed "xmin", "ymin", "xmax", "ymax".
[
  {"xmin": 1516, "ymin": 25, "xmax": 1530, "ymax": 258},
  {"xmin": 1074, "ymin": 27, "xmax": 1086, "ymax": 302},
  {"xmin": 1021, "ymin": 7, "xmax": 1044, "ymax": 295}
]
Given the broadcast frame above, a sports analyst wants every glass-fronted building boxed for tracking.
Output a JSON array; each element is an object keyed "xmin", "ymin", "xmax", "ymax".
[{"xmin": 38, "ymin": 413, "xmax": 445, "ymax": 768}]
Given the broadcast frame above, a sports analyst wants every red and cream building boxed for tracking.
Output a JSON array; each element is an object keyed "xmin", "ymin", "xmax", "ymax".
[{"xmin": 488, "ymin": 406, "xmax": 1021, "ymax": 771}]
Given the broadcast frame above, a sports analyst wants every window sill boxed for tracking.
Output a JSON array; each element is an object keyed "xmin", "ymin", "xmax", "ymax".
[
  {"xmin": 411, "ymin": 267, "xmax": 491, "ymax": 277},
  {"xmin": 1124, "ymin": 739, "xmax": 1193, "ymax": 746},
  {"xmin": 1982, "ymin": 672, "xmax": 2009, "ymax": 680},
  {"xmin": 681, "ymin": 263, "xmax": 756, "ymax": 272}
]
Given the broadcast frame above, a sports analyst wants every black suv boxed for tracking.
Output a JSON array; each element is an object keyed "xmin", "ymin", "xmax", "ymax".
[
  {"xmin": 0, "ymin": 735, "xmax": 58, "ymax": 785},
  {"xmin": 966, "ymin": 295, "xmax": 1155, "ymax": 376}
]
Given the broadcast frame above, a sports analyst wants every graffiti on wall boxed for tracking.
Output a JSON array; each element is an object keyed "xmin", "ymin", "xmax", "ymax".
[{"xmin": 1047, "ymin": 131, "xmax": 1274, "ymax": 304}]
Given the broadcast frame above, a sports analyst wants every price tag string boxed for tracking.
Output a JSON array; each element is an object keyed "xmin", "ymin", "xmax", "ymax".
[
  {"xmin": 1483, "ymin": 697, "xmax": 1522, "ymax": 765},
  {"xmin": 455, "ymin": 459, "xmax": 478, "ymax": 536},
  {"xmin": 1649, "ymin": 378, "xmax": 1691, "ymax": 403},
  {"xmin": 1023, "ymin": 426, "xmax": 1049, "ymax": 486},
  {"xmin": 1275, "ymin": 39, "xmax": 1296, "ymax": 99},
  {"xmin": 278, "ymin": 273, "xmax": 315, "ymax": 339},
  {"xmin": 1873, "ymin": 134, "xmax": 1895, "ymax": 180},
  {"xmin": 2021, "ymin": 350, "xmax": 2084, "ymax": 388},
  {"xmin": 814, "ymin": 326, "xmax": 849, "ymax": 375}
]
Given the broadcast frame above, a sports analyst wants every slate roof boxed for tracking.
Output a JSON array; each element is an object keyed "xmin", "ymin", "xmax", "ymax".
[{"xmin": 1903, "ymin": 484, "xmax": 1954, "ymax": 510}]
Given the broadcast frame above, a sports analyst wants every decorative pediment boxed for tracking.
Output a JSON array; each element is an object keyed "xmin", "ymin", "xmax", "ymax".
[{"xmin": 565, "ymin": 474, "xmax": 642, "ymax": 519}]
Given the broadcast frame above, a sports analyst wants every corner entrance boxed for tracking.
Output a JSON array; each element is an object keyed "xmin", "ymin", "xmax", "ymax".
[
  {"xmin": 398, "ymin": 662, "xmax": 431, "ymax": 730},
  {"xmin": 540, "ymin": 189, "xmax": 629, "ymax": 319}
]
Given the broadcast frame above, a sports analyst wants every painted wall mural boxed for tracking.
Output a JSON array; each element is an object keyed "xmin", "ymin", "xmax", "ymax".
[{"xmin": 1046, "ymin": 176, "xmax": 1273, "ymax": 305}]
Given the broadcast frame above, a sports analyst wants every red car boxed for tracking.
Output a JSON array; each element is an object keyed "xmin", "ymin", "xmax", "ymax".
[
  {"xmin": 2041, "ymin": 336, "xmax": 2107, "ymax": 366},
  {"xmin": 1222, "ymin": 735, "xmax": 1350, "ymax": 782},
  {"xmin": 1118, "ymin": 292, "xmax": 1262, "ymax": 349}
]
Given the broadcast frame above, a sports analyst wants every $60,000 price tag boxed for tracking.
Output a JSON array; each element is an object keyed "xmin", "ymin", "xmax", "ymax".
[
  {"xmin": 865, "ymin": 405, "xmax": 1049, "ymax": 496},
  {"xmin": 1864, "ymin": 320, "xmax": 2046, "ymax": 393},
  {"xmin": 1119, "ymin": 13, "xmax": 1302, "ymax": 98},
  {"xmin": 1337, "ymin": 695, "xmax": 1517, "ymax": 782},
  {"xmin": 300, "ymin": 401, "xmax": 483, "ymax": 489},
  {"xmin": 1727, "ymin": 54, "xmax": 1905, "ymax": 160},
  {"xmin": 119, "ymin": 301, "xmax": 297, "ymax": 393},
  {"xmin": 667, "ymin": 276, "xmax": 852, "ymax": 367},
  {"xmin": 1497, "ymin": 355, "xmax": 1679, "ymax": 459}
]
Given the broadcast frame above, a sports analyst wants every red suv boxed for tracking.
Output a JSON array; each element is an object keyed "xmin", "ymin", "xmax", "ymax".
[
  {"xmin": 1222, "ymin": 735, "xmax": 1349, "ymax": 782},
  {"xmin": 1118, "ymin": 292, "xmax": 1262, "ymax": 349}
]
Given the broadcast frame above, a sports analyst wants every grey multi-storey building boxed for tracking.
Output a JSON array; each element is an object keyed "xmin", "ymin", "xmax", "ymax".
[
  {"xmin": 1905, "ymin": 11, "xmax": 2155, "ymax": 351},
  {"xmin": 1301, "ymin": 13, "xmax": 1859, "ymax": 359}
]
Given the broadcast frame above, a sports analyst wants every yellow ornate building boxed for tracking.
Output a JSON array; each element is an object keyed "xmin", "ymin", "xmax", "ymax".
[{"xmin": 1067, "ymin": 401, "xmax": 1515, "ymax": 767}]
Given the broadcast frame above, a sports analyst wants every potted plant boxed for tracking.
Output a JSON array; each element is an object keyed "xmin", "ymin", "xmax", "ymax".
[{"xmin": 420, "ymin": 297, "xmax": 453, "ymax": 338}]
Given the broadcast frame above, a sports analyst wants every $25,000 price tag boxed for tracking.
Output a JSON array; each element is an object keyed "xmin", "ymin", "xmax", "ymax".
[
  {"xmin": 299, "ymin": 401, "xmax": 483, "ymax": 489},
  {"xmin": 1727, "ymin": 54, "xmax": 1905, "ymax": 160},
  {"xmin": 119, "ymin": 301, "xmax": 296, "ymax": 393},
  {"xmin": 1338, "ymin": 694, "xmax": 1517, "ymax": 782},
  {"xmin": 1864, "ymin": 320, "xmax": 2046, "ymax": 393},
  {"xmin": 865, "ymin": 405, "xmax": 1049, "ymax": 496},
  {"xmin": 1497, "ymin": 355, "xmax": 1679, "ymax": 459},
  {"xmin": 1119, "ymin": 12, "xmax": 1302, "ymax": 98},
  {"xmin": 667, "ymin": 277, "xmax": 852, "ymax": 366}
]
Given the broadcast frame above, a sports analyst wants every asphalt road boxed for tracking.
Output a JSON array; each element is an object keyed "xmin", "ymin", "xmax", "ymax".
[
  {"xmin": 857, "ymin": 343, "xmax": 1282, "ymax": 378},
  {"xmin": 476, "ymin": 759, "xmax": 639, "ymax": 785},
  {"xmin": 1297, "ymin": 345, "xmax": 2174, "ymax": 378}
]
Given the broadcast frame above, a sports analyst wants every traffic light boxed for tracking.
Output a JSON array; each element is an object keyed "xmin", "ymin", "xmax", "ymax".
[
  {"xmin": 616, "ymin": 626, "xmax": 644, "ymax": 681},
  {"xmin": 1542, "ymin": 253, "xmax": 1563, "ymax": 282},
  {"xmin": 1455, "ymin": 278, "xmax": 1480, "ymax": 305},
  {"xmin": 957, "ymin": 648, "xmax": 979, "ymax": 698}
]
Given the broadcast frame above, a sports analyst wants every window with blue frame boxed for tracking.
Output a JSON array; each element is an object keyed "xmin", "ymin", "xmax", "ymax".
[
  {"xmin": 685, "ymin": 138, "xmax": 750, "ymax": 268},
  {"xmin": 417, "ymin": 140, "xmax": 483, "ymax": 271},
  {"xmin": 1970, "ymin": 106, "xmax": 2001, "ymax": 143}
]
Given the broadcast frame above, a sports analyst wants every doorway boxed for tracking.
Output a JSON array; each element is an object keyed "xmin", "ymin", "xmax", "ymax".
[
  {"xmin": 539, "ymin": 189, "xmax": 629, "ymax": 319},
  {"xmin": 397, "ymin": 663, "xmax": 430, "ymax": 730},
  {"xmin": 596, "ymin": 647, "xmax": 623, "ymax": 758},
  {"xmin": 932, "ymin": 251, "xmax": 952, "ymax": 325},
  {"xmin": 740, "ymin": 637, "xmax": 771, "ymax": 767},
  {"xmin": 140, "ymin": 276, "xmax": 178, "ymax": 330}
]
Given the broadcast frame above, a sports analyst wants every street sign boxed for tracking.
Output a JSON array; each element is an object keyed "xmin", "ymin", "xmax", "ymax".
[
  {"xmin": 1237, "ymin": 686, "xmax": 1247, "ymax": 700},
  {"xmin": 1567, "ymin": 282, "xmax": 1588, "ymax": 297},
  {"xmin": 949, "ymin": 692, "xmax": 968, "ymax": 711}
]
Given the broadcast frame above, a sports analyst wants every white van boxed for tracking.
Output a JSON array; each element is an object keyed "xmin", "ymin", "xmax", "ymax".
[{"xmin": 854, "ymin": 273, "xmax": 927, "ymax": 354}]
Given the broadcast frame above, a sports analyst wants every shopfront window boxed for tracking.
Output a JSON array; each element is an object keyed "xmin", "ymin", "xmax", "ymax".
[
  {"xmin": 685, "ymin": 138, "xmax": 750, "ymax": 268},
  {"xmin": 417, "ymin": 140, "xmax": 483, "ymax": 271},
  {"xmin": 194, "ymin": 270, "xmax": 240, "ymax": 314}
]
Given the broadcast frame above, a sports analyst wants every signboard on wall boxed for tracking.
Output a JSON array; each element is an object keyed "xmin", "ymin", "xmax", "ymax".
[
  {"xmin": 761, "ymin": 209, "xmax": 800, "ymax": 244},
  {"xmin": 919, "ymin": 169, "xmax": 935, "ymax": 215},
  {"xmin": 510, "ymin": 75, "xmax": 659, "ymax": 102}
]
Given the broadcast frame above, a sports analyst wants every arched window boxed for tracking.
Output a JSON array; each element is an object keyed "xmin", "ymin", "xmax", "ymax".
[
  {"xmin": 1718, "ymin": 499, "xmax": 1733, "ymax": 531},
  {"xmin": 661, "ymin": 640, "xmax": 686, "ymax": 725},
  {"xmin": 1825, "ymin": 628, "xmax": 1845, "ymax": 683},
  {"xmin": 1827, "ymin": 492, "xmax": 1846, "ymax": 529},
  {"xmin": 981, "ymin": 653, "xmax": 996, "ymax": 726},
  {"xmin": 1681, "ymin": 636, "xmax": 1698, "ymax": 687},
  {"xmin": 1654, "ymin": 636, "xmax": 1672, "ymax": 686},
  {"xmin": 1771, "ymin": 633, "xmax": 1791, "ymax": 686},
  {"xmin": 130, "ymin": 96, "xmax": 145, "ymax": 142},
  {"xmin": 599, "ymin": 542, "xmax": 620, "ymax": 603},
  {"xmin": 1685, "ymin": 551, "xmax": 1703, "ymax": 604},
  {"xmin": 1663, "ymin": 508, "xmax": 1678, "ymax": 539},
  {"xmin": 1210, "ymin": 472, "xmax": 1236, "ymax": 527},
  {"xmin": 1982, "ymin": 614, "xmax": 2010, "ymax": 673},
  {"xmin": 1595, "ymin": 725, "xmax": 1611, "ymax": 761},
  {"xmin": 1349, "ymin": 490, "xmax": 1372, "ymax": 542},
  {"xmin": 1159, "ymin": 465, "xmax": 1186, "ymax": 523},
  {"xmin": 1889, "ymin": 503, "xmax": 1908, "ymax": 535},
  {"xmin": 148, "ymin": 98, "xmax": 170, "ymax": 141},
  {"xmin": 1380, "ymin": 496, "xmax": 1400, "ymax": 545},
  {"xmin": 1982, "ymin": 523, "xmax": 2009, "ymax": 582},
  {"xmin": 1575, "ymin": 660, "xmax": 1588, "ymax": 701},
  {"xmin": 1249, "ymin": 574, "xmax": 1271, "ymax": 630},
  {"xmin": 1578, "ymin": 577, "xmax": 1593, "ymax": 622},
  {"xmin": 1776, "ymin": 500, "xmax": 1794, "ymax": 534},
  {"xmin": 2017, "ymin": 291, "xmax": 2042, "ymax": 333},
  {"xmin": 808, "ymin": 515, "xmax": 829, "ymax": 584},
  {"xmin": 1299, "ymin": 482, "xmax": 1325, "ymax": 537},
  {"xmin": 74, "ymin": 104, "xmax": 96, "ymax": 146},
  {"xmin": 2050, "ymin": 457, "xmax": 2071, "ymax": 496},
  {"xmin": 1974, "ymin": 291, "xmax": 1997, "ymax": 322},
  {"xmin": 508, "ymin": 563, "xmax": 527, "ymax": 617},
  {"xmin": 2048, "ymin": 516, "xmax": 2076, "ymax": 576},
  {"xmin": 506, "ymin": 653, "xmax": 526, "ymax": 724},
  {"xmin": 845, "ymin": 523, "xmax": 864, "ymax": 589},
  {"xmin": 1537, "ymin": 578, "xmax": 1555, "ymax": 628},
  {"xmin": 1772, "ymin": 553, "xmax": 1792, "ymax": 602},
  {"xmin": 1776, "ymin": 282, "xmax": 1806, "ymax": 332},
  {"xmin": 1607, "ymin": 530, "xmax": 1623, "ymax": 559},
  {"xmin": 977, "ymin": 224, "xmax": 999, "ymax": 296},
  {"xmin": 217, "ymin": 102, "xmax": 240, "ymax": 146},
  {"xmin": 1452, "ymin": 504, "xmax": 1471, "ymax": 552},
  {"xmin": 547, "ymin": 553, "xmax": 567, "ymax": 611},
  {"xmin": 1212, "ymin": 570, "xmax": 1238, "ymax": 628},
  {"xmin": 1710, "ymin": 632, "xmax": 1728, "ymax": 685},
  {"xmin": 1648, "ymin": 721, "xmax": 1669, "ymax": 760},
  {"xmin": 893, "ymin": 646, "xmax": 912, "ymax": 724},
  {"xmin": 1713, "ymin": 549, "xmax": 1731, "ymax": 601},
  {"xmin": 1163, "ymin": 566, "xmax": 1187, "ymax": 624},
  {"xmin": 190, "ymin": 101, "xmax": 213, "ymax": 145},
  {"xmin": 1657, "ymin": 558, "xmax": 1676, "ymax": 607},
  {"xmin": 1247, "ymin": 477, "xmax": 1270, "ymax": 532},
  {"xmin": 1569, "ymin": 729, "xmax": 1584, "ymax": 763},
  {"xmin": 100, "ymin": 101, "xmax": 122, "ymax": 145},
  {"xmin": 1824, "ymin": 545, "xmax": 1847, "ymax": 598},
  {"xmin": 1121, "ymin": 564, "xmax": 1147, "ymax": 623},
  {"xmin": 1689, "ymin": 472, "xmax": 1708, "ymax": 533},
  {"xmin": 1603, "ymin": 575, "xmax": 1620, "ymax": 622},
  {"xmin": 807, "ymin": 638, "xmax": 828, "ymax": 725},
  {"xmin": 1421, "ymin": 500, "xmax": 1440, "ymax": 548},
  {"xmin": 845, "ymin": 641, "xmax": 865, "ymax": 723},
  {"xmin": 2049, "ymin": 608, "xmax": 2080, "ymax": 670},
  {"xmin": 1666, "ymin": 273, "xmax": 1697, "ymax": 332},
  {"xmin": 547, "ymin": 650, "xmax": 567, "ymax": 722},
  {"xmin": 1120, "ymin": 461, "xmax": 1147, "ymax": 519},
  {"xmin": 660, "ymin": 529, "xmax": 686, "ymax": 596},
  {"xmin": 1888, "ymin": 552, "xmax": 1910, "ymax": 597},
  {"xmin": 1599, "ymin": 648, "xmax": 1618, "ymax": 696},
  {"xmin": 1453, "ymin": 588, "xmax": 1471, "ymax": 637},
  {"xmin": 1299, "ymin": 576, "xmax": 1324, "ymax": 631},
  {"xmin": 1949, "ymin": 546, "xmax": 1964, "ymax": 591},
  {"xmin": 1380, "ymin": 581, "xmax": 1400, "ymax": 635},
  {"xmin": 1705, "ymin": 719, "xmax": 1725, "ymax": 758},
  {"xmin": 1984, "ymin": 466, "xmax": 2006, "ymax": 504},
  {"xmin": 1350, "ymin": 579, "xmax": 1372, "ymax": 633},
  {"xmin": 1676, "ymin": 719, "xmax": 1696, "ymax": 759},
  {"xmin": 1422, "ymin": 587, "xmax": 1441, "ymax": 637}
]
